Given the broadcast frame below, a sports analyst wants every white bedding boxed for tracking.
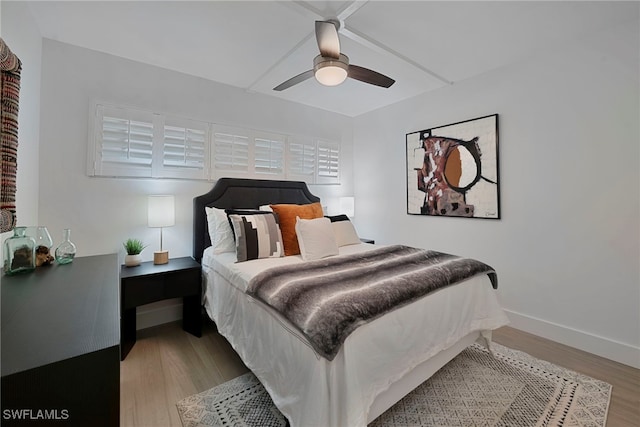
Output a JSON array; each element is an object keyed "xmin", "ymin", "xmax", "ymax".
[{"xmin": 202, "ymin": 243, "xmax": 509, "ymax": 427}]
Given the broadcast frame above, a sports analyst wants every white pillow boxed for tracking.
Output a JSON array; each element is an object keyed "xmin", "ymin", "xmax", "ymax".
[
  {"xmin": 295, "ymin": 217, "xmax": 339, "ymax": 261},
  {"xmin": 205, "ymin": 206, "xmax": 235, "ymax": 254},
  {"xmin": 326, "ymin": 215, "xmax": 361, "ymax": 247}
]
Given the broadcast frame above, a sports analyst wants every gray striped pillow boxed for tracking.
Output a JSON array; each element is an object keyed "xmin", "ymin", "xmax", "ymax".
[{"xmin": 228, "ymin": 213, "xmax": 284, "ymax": 262}]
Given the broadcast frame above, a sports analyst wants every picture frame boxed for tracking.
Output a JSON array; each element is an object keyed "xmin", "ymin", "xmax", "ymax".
[{"xmin": 406, "ymin": 114, "xmax": 500, "ymax": 219}]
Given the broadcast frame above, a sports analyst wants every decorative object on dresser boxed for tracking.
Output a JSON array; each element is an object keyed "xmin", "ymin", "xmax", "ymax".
[
  {"xmin": 1, "ymin": 254, "xmax": 120, "ymax": 426},
  {"xmin": 27, "ymin": 226, "xmax": 55, "ymax": 266},
  {"xmin": 407, "ymin": 114, "xmax": 500, "ymax": 219},
  {"xmin": 119, "ymin": 256, "xmax": 202, "ymax": 360},
  {"xmin": 123, "ymin": 238, "xmax": 147, "ymax": 267},
  {"xmin": 148, "ymin": 194, "xmax": 175, "ymax": 265},
  {"xmin": 54, "ymin": 228, "xmax": 77, "ymax": 264},
  {"xmin": 2, "ymin": 226, "xmax": 36, "ymax": 275},
  {"xmin": 27, "ymin": 225, "xmax": 53, "ymax": 248},
  {"xmin": 177, "ymin": 342, "xmax": 611, "ymax": 427}
]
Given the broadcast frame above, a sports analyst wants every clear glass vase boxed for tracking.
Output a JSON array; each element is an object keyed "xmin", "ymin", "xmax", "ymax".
[
  {"xmin": 55, "ymin": 228, "xmax": 77, "ymax": 265},
  {"xmin": 26, "ymin": 226, "xmax": 53, "ymax": 250},
  {"xmin": 3, "ymin": 226, "xmax": 36, "ymax": 275}
]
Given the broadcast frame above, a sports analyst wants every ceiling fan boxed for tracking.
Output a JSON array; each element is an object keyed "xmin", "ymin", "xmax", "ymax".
[{"xmin": 273, "ymin": 20, "xmax": 395, "ymax": 91}]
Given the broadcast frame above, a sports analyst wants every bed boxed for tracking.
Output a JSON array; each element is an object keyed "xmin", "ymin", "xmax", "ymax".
[{"xmin": 193, "ymin": 178, "xmax": 509, "ymax": 427}]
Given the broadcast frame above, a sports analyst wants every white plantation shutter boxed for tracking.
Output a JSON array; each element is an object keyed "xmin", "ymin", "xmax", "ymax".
[
  {"xmin": 89, "ymin": 103, "xmax": 341, "ymax": 183},
  {"xmin": 90, "ymin": 105, "xmax": 155, "ymax": 177},
  {"xmin": 254, "ymin": 133, "xmax": 285, "ymax": 178},
  {"xmin": 212, "ymin": 126, "xmax": 250, "ymax": 178},
  {"xmin": 160, "ymin": 117, "xmax": 209, "ymax": 179},
  {"xmin": 287, "ymin": 137, "xmax": 316, "ymax": 183},
  {"xmin": 317, "ymin": 140, "xmax": 340, "ymax": 184},
  {"xmin": 211, "ymin": 127, "xmax": 286, "ymax": 180}
]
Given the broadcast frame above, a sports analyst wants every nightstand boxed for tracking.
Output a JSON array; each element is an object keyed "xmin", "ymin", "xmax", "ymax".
[
  {"xmin": 120, "ymin": 256, "xmax": 202, "ymax": 360},
  {"xmin": 360, "ymin": 238, "xmax": 375, "ymax": 244}
]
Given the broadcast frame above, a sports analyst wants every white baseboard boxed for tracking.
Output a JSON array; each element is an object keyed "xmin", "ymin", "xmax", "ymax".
[
  {"xmin": 504, "ymin": 309, "xmax": 640, "ymax": 369},
  {"xmin": 136, "ymin": 299, "xmax": 183, "ymax": 331}
]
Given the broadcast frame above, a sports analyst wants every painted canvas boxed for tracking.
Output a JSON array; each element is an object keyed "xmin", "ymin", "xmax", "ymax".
[{"xmin": 406, "ymin": 114, "xmax": 500, "ymax": 219}]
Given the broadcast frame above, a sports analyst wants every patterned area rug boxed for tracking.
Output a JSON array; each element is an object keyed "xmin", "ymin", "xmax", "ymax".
[{"xmin": 176, "ymin": 343, "xmax": 611, "ymax": 427}]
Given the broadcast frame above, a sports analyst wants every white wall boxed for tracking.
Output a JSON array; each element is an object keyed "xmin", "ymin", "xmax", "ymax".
[
  {"xmin": 353, "ymin": 19, "xmax": 640, "ymax": 368},
  {"xmin": 38, "ymin": 39, "xmax": 353, "ymax": 261},
  {"xmin": 38, "ymin": 39, "xmax": 353, "ymax": 327},
  {"xmin": 0, "ymin": 2, "xmax": 41, "ymax": 264}
]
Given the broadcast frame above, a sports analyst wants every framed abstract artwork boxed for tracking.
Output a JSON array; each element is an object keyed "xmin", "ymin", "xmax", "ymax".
[{"xmin": 406, "ymin": 114, "xmax": 500, "ymax": 219}]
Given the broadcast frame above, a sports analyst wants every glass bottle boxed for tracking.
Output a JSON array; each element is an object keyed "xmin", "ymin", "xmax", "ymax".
[
  {"xmin": 55, "ymin": 228, "xmax": 77, "ymax": 264},
  {"xmin": 3, "ymin": 226, "xmax": 36, "ymax": 275},
  {"xmin": 33, "ymin": 226, "xmax": 53, "ymax": 250}
]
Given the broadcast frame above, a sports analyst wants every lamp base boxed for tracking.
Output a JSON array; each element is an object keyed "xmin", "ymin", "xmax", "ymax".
[{"xmin": 153, "ymin": 251, "xmax": 169, "ymax": 265}]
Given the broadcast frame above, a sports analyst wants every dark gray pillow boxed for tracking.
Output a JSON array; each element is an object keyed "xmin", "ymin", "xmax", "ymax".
[{"xmin": 228, "ymin": 213, "xmax": 284, "ymax": 262}]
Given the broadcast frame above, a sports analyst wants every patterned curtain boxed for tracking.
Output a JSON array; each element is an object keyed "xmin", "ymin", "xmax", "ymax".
[{"xmin": 0, "ymin": 38, "xmax": 22, "ymax": 233}]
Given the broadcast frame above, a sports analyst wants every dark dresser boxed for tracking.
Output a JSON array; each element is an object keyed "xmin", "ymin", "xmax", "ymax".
[{"xmin": 1, "ymin": 254, "xmax": 120, "ymax": 426}]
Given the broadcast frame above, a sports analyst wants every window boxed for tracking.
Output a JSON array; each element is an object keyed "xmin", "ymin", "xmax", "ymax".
[
  {"xmin": 212, "ymin": 126, "xmax": 250, "ymax": 177},
  {"xmin": 89, "ymin": 105, "xmax": 155, "ymax": 178},
  {"xmin": 287, "ymin": 137, "xmax": 316, "ymax": 182},
  {"xmin": 287, "ymin": 137, "xmax": 340, "ymax": 184},
  {"xmin": 316, "ymin": 140, "xmax": 340, "ymax": 184},
  {"xmin": 89, "ymin": 102, "xmax": 341, "ymax": 183},
  {"xmin": 254, "ymin": 134, "xmax": 285, "ymax": 178},
  {"xmin": 90, "ymin": 104, "xmax": 210, "ymax": 180},
  {"xmin": 160, "ymin": 117, "xmax": 209, "ymax": 180},
  {"xmin": 211, "ymin": 126, "xmax": 288, "ymax": 180}
]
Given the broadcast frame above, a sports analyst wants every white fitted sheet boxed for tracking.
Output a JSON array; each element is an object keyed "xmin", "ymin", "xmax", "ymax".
[{"xmin": 202, "ymin": 244, "xmax": 509, "ymax": 427}]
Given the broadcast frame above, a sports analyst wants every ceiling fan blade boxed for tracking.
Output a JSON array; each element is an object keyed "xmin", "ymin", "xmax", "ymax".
[
  {"xmin": 273, "ymin": 69, "xmax": 315, "ymax": 91},
  {"xmin": 315, "ymin": 21, "xmax": 340, "ymax": 59},
  {"xmin": 348, "ymin": 65, "xmax": 395, "ymax": 88}
]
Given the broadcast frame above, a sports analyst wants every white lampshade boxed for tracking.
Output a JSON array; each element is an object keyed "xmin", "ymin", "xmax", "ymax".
[
  {"xmin": 314, "ymin": 54, "xmax": 349, "ymax": 87},
  {"xmin": 339, "ymin": 196, "xmax": 355, "ymax": 218},
  {"xmin": 315, "ymin": 65, "xmax": 348, "ymax": 86},
  {"xmin": 148, "ymin": 195, "xmax": 175, "ymax": 228}
]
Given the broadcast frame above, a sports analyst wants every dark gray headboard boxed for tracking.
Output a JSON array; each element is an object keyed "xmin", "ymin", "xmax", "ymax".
[{"xmin": 193, "ymin": 178, "xmax": 320, "ymax": 262}]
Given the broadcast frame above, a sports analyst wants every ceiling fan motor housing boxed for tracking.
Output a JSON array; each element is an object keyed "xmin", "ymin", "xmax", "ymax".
[{"xmin": 314, "ymin": 54, "xmax": 349, "ymax": 86}]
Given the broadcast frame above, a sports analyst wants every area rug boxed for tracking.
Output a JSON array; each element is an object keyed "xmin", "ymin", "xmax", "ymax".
[{"xmin": 176, "ymin": 343, "xmax": 611, "ymax": 427}]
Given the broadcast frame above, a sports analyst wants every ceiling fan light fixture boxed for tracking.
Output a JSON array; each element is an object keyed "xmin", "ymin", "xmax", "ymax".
[{"xmin": 314, "ymin": 54, "xmax": 349, "ymax": 86}]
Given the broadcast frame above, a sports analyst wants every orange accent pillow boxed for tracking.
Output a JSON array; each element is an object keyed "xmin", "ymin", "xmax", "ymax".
[{"xmin": 270, "ymin": 202, "xmax": 324, "ymax": 256}]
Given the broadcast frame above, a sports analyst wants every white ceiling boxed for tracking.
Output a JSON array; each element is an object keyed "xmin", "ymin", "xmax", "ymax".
[{"xmin": 27, "ymin": 1, "xmax": 638, "ymax": 117}]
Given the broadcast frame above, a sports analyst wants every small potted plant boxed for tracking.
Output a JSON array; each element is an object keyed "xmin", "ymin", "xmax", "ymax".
[{"xmin": 123, "ymin": 238, "xmax": 147, "ymax": 267}]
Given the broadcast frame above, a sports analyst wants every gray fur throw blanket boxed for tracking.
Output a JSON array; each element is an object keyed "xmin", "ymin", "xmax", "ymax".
[{"xmin": 247, "ymin": 245, "xmax": 498, "ymax": 361}]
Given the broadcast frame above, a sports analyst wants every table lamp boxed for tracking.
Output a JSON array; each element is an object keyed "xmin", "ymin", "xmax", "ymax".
[
  {"xmin": 148, "ymin": 195, "xmax": 175, "ymax": 265},
  {"xmin": 339, "ymin": 196, "xmax": 355, "ymax": 218}
]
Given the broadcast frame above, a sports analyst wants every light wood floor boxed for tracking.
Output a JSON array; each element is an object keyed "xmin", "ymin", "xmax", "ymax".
[{"xmin": 120, "ymin": 319, "xmax": 639, "ymax": 427}]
